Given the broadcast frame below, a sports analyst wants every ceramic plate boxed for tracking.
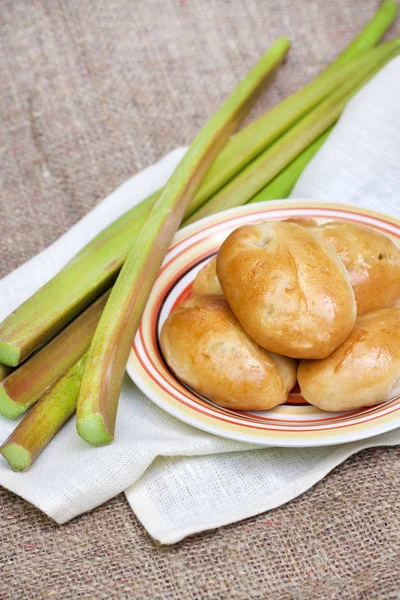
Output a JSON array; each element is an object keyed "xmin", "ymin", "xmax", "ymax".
[{"xmin": 126, "ymin": 200, "xmax": 400, "ymax": 447}]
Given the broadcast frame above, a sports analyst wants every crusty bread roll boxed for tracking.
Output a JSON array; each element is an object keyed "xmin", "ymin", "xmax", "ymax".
[
  {"xmin": 192, "ymin": 257, "xmax": 222, "ymax": 296},
  {"xmin": 298, "ymin": 308, "xmax": 400, "ymax": 412},
  {"xmin": 160, "ymin": 295, "xmax": 297, "ymax": 410},
  {"xmin": 216, "ymin": 221, "xmax": 357, "ymax": 359},
  {"xmin": 314, "ymin": 221, "xmax": 400, "ymax": 315}
]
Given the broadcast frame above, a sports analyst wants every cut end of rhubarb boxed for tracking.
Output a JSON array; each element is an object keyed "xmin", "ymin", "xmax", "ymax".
[
  {"xmin": 0, "ymin": 443, "xmax": 31, "ymax": 471},
  {"xmin": 0, "ymin": 386, "xmax": 27, "ymax": 419},
  {"xmin": 76, "ymin": 413, "xmax": 114, "ymax": 446},
  {"xmin": 0, "ymin": 343, "xmax": 21, "ymax": 367}
]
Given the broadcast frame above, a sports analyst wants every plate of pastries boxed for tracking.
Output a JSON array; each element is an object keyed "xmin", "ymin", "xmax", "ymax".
[{"xmin": 127, "ymin": 201, "xmax": 400, "ymax": 446}]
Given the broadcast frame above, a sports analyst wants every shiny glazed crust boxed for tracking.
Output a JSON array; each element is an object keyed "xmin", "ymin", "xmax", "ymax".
[
  {"xmin": 216, "ymin": 221, "xmax": 357, "ymax": 359},
  {"xmin": 160, "ymin": 295, "xmax": 297, "ymax": 410},
  {"xmin": 298, "ymin": 308, "xmax": 400, "ymax": 411},
  {"xmin": 314, "ymin": 221, "xmax": 400, "ymax": 315}
]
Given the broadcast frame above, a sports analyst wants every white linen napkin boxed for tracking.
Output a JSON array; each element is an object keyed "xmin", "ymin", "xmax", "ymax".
[{"xmin": 0, "ymin": 58, "xmax": 400, "ymax": 545}]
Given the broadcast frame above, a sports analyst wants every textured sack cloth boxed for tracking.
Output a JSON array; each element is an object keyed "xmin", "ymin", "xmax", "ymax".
[{"xmin": 0, "ymin": 58, "xmax": 399, "ymax": 544}]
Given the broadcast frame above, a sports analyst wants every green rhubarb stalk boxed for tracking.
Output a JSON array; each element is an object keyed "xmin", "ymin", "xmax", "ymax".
[
  {"xmin": 0, "ymin": 42, "xmax": 289, "ymax": 368},
  {"xmin": 185, "ymin": 47, "xmax": 391, "ymax": 218},
  {"xmin": 0, "ymin": 292, "xmax": 108, "ymax": 420},
  {"xmin": 76, "ymin": 40, "xmax": 291, "ymax": 446},
  {"xmin": 248, "ymin": 129, "xmax": 332, "ymax": 203},
  {"xmin": 0, "ymin": 355, "xmax": 86, "ymax": 471},
  {"xmin": 187, "ymin": 1, "xmax": 398, "ymax": 216},
  {"xmin": 329, "ymin": 0, "xmax": 398, "ymax": 68},
  {"xmin": 185, "ymin": 41, "xmax": 399, "ymax": 223},
  {"xmin": 0, "ymin": 1, "xmax": 395, "ymax": 368},
  {"xmin": 0, "ymin": 193, "xmax": 156, "ymax": 367},
  {"xmin": 233, "ymin": 0, "xmax": 398, "ymax": 209}
]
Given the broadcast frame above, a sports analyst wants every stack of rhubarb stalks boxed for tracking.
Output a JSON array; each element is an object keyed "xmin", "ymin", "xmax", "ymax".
[{"xmin": 0, "ymin": 1, "xmax": 398, "ymax": 471}]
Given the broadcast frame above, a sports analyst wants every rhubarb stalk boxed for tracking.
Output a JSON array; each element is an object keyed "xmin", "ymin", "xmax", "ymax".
[
  {"xmin": 0, "ymin": 194, "xmax": 156, "ymax": 367},
  {"xmin": 185, "ymin": 41, "xmax": 399, "ymax": 223},
  {"xmin": 0, "ymin": 355, "xmax": 86, "ymax": 471},
  {"xmin": 184, "ymin": 43, "xmax": 395, "ymax": 217},
  {"xmin": 329, "ymin": 0, "xmax": 398, "ymax": 68},
  {"xmin": 76, "ymin": 40, "xmax": 291, "ymax": 445},
  {"xmin": 248, "ymin": 129, "xmax": 332, "ymax": 203},
  {"xmin": 0, "ymin": 292, "xmax": 108, "ymax": 419}
]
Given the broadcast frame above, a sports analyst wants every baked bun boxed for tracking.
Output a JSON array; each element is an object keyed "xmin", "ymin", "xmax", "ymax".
[
  {"xmin": 192, "ymin": 257, "xmax": 222, "ymax": 296},
  {"xmin": 160, "ymin": 295, "xmax": 296, "ymax": 410},
  {"xmin": 298, "ymin": 308, "xmax": 400, "ymax": 412},
  {"xmin": 314, "ymin": 221, "xmax": 400, "ymax": 315},
  {"xmin": 216, "ymin": 221, "xmax": 357, "ymax": 359}
]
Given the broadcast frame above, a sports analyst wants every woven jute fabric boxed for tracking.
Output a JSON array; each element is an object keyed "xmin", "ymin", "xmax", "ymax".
[{"xmin": 1, "ymin": 1, "xmax": 400, "ymax": 598}]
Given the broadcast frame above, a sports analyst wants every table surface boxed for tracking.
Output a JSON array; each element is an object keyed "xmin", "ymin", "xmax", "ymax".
[{"xmin": 1, "ymin": 1, "xmax": 400, "ymax": 598}]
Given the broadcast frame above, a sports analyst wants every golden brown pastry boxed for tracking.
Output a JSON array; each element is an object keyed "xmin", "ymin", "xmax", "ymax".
[
  {"xmin": 216, "ymin": 221, "xmax": 357, "ymax": 359},
  {"xmin": 298, "ymin": 308, "xmax": 400, "ymax": 412},
  {"xmin": 192, "ymin": 257, "xmax": 222, "ymax": 296},
  {"xmin": 314, "ymin": 221, "xmax": 400, "ymax": 315},
  {"xmin": 160, "ymin": 295, "xmax": 297, "ymax": 410}
]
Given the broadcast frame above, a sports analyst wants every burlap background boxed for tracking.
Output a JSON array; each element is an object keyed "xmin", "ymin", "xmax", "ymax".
[{"xmin": 1, "ymin": 1, "xmax": 399, "ymax": 598}]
